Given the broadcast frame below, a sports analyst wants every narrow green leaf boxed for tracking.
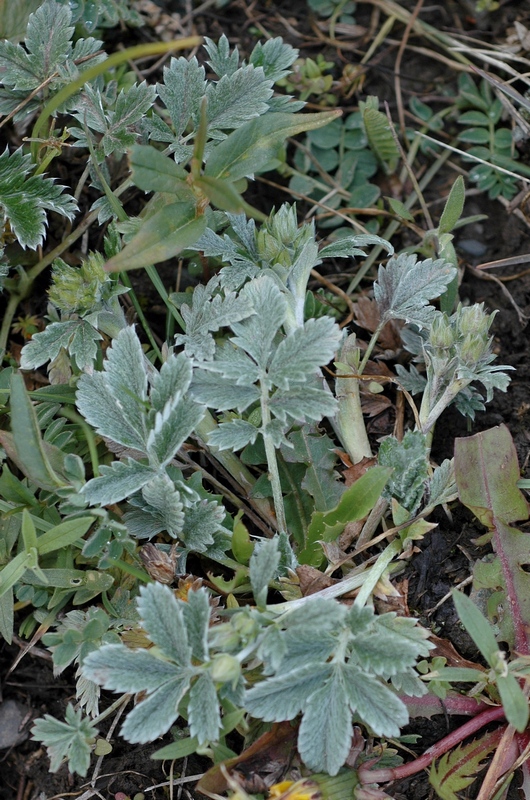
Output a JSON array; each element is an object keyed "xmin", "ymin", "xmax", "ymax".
[
  {"xmin": 152, "ymin": 735, "xmax": 200, "ymax": 760},
  {"xmin": 5, "ymin": 373, "xmax": 67, "ymax": 490},
  {"xmin": 438, "ymin": 176, "xmax": 466, "ymax": 235},
  {"xmin": 37, "ymin": 517, "xmax": 95, "ymax": 555},
  {"xmin": 195, "ymin": 176, "xmax": 250, "ymax": 214},
  {"xmin": 21, "ymin": 508, "xmax": 38, "ymax": 552},
  {"xmin": 0, "ymin": 586, "xmax": 14, "ymax": 643},
  {"xmin": 496, "ymin": 671, "xmax": 529, "ymax": 731},
  {"xmin": 0, "ymin": 550, "xmax": 35, "ymax": 598},
  {"xmin": 105, "ymin": 201, "xmax": 207, "ymax": 272},
  {"xmin": 451, "ymin": 590, "xmax": 499, "ymax": 665}
]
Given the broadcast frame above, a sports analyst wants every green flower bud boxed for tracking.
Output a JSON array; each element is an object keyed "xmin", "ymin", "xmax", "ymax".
[
  {"xmin": 455, "ymin": 303, "xmax": 492, "ymax": 339},
  {"xmin": 429, "ymin": 313, "xmax": 455, "ymax": 351},
  {"xmin": 458, "ymin": 333, "xmax": 489, "ymax": 365},
  {"xmin": 210, "ymin": 653, "xmax": 241, "ymax": 684},
  {"xmin": 48, "ymin": 253, "xmax": 108, "ymax": 314}
]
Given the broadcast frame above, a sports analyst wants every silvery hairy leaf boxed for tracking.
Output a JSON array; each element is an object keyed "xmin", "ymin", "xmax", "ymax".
[
  {"xmin": 250, "ymin": 536, "xmax": 281, "ymax": 607},
  {"xmin": 268, "ymin": 316, "xmax": 342, "ymax": 390},
  {"xmin": 82, "ymin": 643, "xmax": 183, "ymax": 693},
  {"xmin": 146, "ymin": 394, "xmax": 205, "ymax": 468},
  {"xmin": 0, "ymin": 147, "xmax": 77, "ymax": 250},
  {"xmin": 229, "ymin": 277, "xmax": 287, "ymax": 369},
  {"xmin": 190, "ymin": 372, "xmax": 261, "ymax": 413},
  {"xmin": 71, "ymin": 82, "xmax": 156, "ymax": 158},
  {"xmin": 379, "ymin": 430, "xmax": 429, "ymax": 514},
  {"xmin": 204, "ymin": 34, "xmax": 240, "ymax": 77},
  {"xmin": 206, "ymin": 419, "xmax": 260, "ymax": 451},
  {"xmin": 319, "ymin": 233, "xmax": 393, "ymax": 260},
  {"xmin": 188, "ymin": 672, "xmax": 221, "ymax": 744},
  {"xmin": 180, "ymin": 499, "xmax": 226, "ymax": 553},
  {"xmin": 205, "ymin": 65, "xmax": 273, "ymax": 137},
  {"xmin": 154, "ymin": 56, "xmax": 206, "ymax": 140},
  {"xmin": 175, "ymin": 280, "xmax": 254, "ymax": 362},
  {"xmin": 269, "ymin": 385, "xmax": 338, "ymax": 424},
  {"xmin": 249, "ymin": 37, "xmax": 298, "ymax": 82},
  {"xmin": 349, "ymin": 613, "xmax": 432, "ymax": 676},
  {"xmin": 31, "ymin": 703, "xmax": 96, "ymax": 777},
  {"xmin": 21, "ymin": 320, "xmax": 83, "ymax": 370},
  {"xmin": 81, "ymin": 459, "xmax": 154, "ymax": 506},
  {"xmin": 394, "ymin": 362, "xmax": 427, "ymax": 394},
  {"xmin": 77, "ymin": 327, "xmax": 148, "ymax": 452},
  {"xmin": 150, "ymin": 352, "xmax": 192, "ymax": 412},
  {"xmin": 137, "ymin": 582, "xmax": 192, "ymax": 666},
  {"xmin": 374, "ymin": 254, "xmax": 457, "ymax": 329},
  {"xmin": 245, "ymin": 662, "xmax": 333, "ymax": 721},
  {"xmin": 342, "ymin": 663, "xmax": 408, "ymax": 737},
  {"xmin": 428, "ymin": 459, "xmax": 457, "ymax": 508},
  {"xmin": 139, "ymin": 474, "xmax": 185, "ymax": 538},
  {"xmin": 297, "ymin": 664, "xmax": 352, "ymax": 775},
  {"xmin": 182, "ymin": 588, "xmax": 211, "ymax": 662},
  {"xmin": 120, "ymin": 674, "xmax": 192, "ymax": 743}
]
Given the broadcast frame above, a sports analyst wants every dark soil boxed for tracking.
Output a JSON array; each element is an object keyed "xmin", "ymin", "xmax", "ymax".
[{"xmin": 3, "ymin": 0, "xmax": 530, "ymax": 798}]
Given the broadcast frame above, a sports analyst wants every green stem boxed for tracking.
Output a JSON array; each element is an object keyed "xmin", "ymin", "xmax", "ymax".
[
  {"xmin": 119, "ymin": 272, "xmax": 163, "ymax": 362},
  {"xmin": 260, "ymin": 380, "xmax": 287, "ymax": 534},
  {"xmin": 144, "ymin": 264, "xmax": 186, "ymax": 331}
]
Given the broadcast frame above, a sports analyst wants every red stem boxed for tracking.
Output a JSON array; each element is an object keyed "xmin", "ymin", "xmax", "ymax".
[{"xmin": 358, "ymin": 706, "xmax": 507, "ymax": 784}]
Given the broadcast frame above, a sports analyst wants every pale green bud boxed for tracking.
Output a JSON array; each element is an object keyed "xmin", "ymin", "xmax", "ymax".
[
  {"xmin": 429, "ymin": 313, "xmax": 455, "ymax": 351},
  {"xmin": 210, "ymin": 653, "xmax": 242, "ymax": 684},
  {"xmin": 48, "ymin": 253, "xmax": 108, "ymax": 314},
  {"xmin": 455, "ymin": 303, "xmax": 492, "ymax": 338},
  {"xmin": 459, "ymin": 333, "xmax": 489, "ymax": 365}
]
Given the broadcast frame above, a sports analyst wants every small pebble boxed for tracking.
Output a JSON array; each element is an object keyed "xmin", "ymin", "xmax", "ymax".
[{"xmin": 457, "ymin": 238, "xmax": 488, "ymax": 257}]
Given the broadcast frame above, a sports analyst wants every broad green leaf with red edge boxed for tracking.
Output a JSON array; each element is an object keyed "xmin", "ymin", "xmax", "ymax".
[{"xmin": 454, "ymin": 424, "xmax": 530, "ymax": 654}]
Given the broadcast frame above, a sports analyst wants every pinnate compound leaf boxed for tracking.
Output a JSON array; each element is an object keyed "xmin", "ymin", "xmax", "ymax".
[
  {"xmin": 31, "ymin": 703, "xmax": 96, "ymax": 777},
  {"xmin": 205, "ymin": 64, "xmax": 273, "ymax": 134},
  {"xmin": 249, "ymin": 37, "xmax": 298, "ymax": 82},
  {"xmin": 297, "ymin": 665, "xmax": 352, "ymax": 775},
  {"xmin": 429, "ymin": 730, "xmax": 500, "ymax": 800},
  {"xmin": 189, "ymin": 672, "xmax": 221, "ymax": 744},
  {"xmin": 137, "ymin": 582, "xmax": 192, "ymax": 667},
  {"xmin": 319, "ymin": 233, "xmax": 393, "ymax": 260},
  {"xmin": 76, "ymin": 326, "xmax": 148, "ymax": 452},
  {"xmin": 150, "ymin": 352, "xmax": 192, "ymax": 412},
  {"xmin": 230, "ymin": 277, "xmax": 287, "ymax": 368},
  {"xmin": 374, "ymin": 254, "xmax": 457, "ymax": 329},
  {"xmin": 250, "ymin": 536, "xmax": 281, "ymax": 607},
  {"xmin": 120, "ymin": 676, "xmax": 192, "ymax": 744},
  {"xmin": 268, "ymin": 316, "xmax": 341, "ymax": 390},
  {"xmin": 82, "ymin": 644, "xmax": 182, "ymax": 693},
  {"xmin": 269, "ymin": 385, "xmax": 337, "ymax": 424},
  {"xmin": 0, "ymin": 147, "xmax": 77, "ymax": 249},
  {"xmin": 81, "ymin": 459, "xmax": 154, "ymax": 506},
  {"xmin": 147, "ymin": 394, "xmax": 205, "ymax": 468}
]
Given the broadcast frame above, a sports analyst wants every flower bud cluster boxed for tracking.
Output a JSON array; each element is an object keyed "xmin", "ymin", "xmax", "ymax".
[{"xmin": 48, "ymin": 253, "xmax": 108, "ymax": 315}]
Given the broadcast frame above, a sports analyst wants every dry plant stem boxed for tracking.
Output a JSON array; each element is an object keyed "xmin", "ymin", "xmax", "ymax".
[
  {"xmin": 358, "ymin": 706, "xmax": 507, "ymax": 785},
  {"xmin": 476, "ymin": 723, "xmax": 520, "ymax": 800},
  {"xmin": 393, "ymin": 0, "xmax": 424, "ymax": 139},
  {"xmin": 384, "ymin": 102, "xmax": 433, "ymax": 230}
]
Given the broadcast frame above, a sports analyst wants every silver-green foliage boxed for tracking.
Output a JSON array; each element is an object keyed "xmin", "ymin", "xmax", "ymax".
[
  {"xmin": 81, "ymin": 566, "xmax": 432, "ymax": 776},
  {"xmin": 74, "ymin": 326, "xmax": 227, "ymax": 553},
  {"xmin": 0, "ymin": 146, "xmax": 77, "ymax": 250}
]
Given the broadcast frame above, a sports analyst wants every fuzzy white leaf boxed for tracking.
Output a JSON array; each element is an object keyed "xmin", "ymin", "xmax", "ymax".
[
  {"xmin": 137, "ymin": 582, "xmax": 192, "ymax": 667},
  {"xmin": 82, "ymin": 643, "xmax": 181, "ymax": 693},
  {"xmin": 268, "ymin": 316, "xmax": 341, "ymax": 390},
  {"xmin": 245, "ymin": 663, "xmax": 332, "ymax": 721},
  {"xmin": 188, "ymin": 672, "xmax": 221, "ymax": 744},
  {"xmin": 81, "ymin": 459, "xmax": 154, "ymax": 506},
  {"xmin": 250, "ymin": 536, "xmax": 281, "ymax": 607},
  {"xmin": 120, "ymin": 676, "xmax": 192, "ymax": 743},
  {"xmin": 342, "ymin": 663, "xmax": 408, "ymax": 737},
  {"xmin": 206, "ymin": 419, "xmax": 260, "ymax": 451},
  {"xmin": 182, "ymin": 588, "xmax": 211, "ymax": 662}
]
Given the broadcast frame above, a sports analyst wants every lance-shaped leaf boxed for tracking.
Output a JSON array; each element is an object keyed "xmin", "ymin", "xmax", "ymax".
[
  {"xmin": 204, "ymin": 110, "xmax": 342, "ymax": 183},
  {"xmin": 250, "ymin": 536, "xmax": 281, "ymax": 608},
  {"xmin": 105, "ymin": 200, "xmax": 206, "ymax": 272},
  {"xmin": 188, "ymin": 672, "xmax": 221, "ymax": 744},
  {"xmin": 137, "ymin": 582, "xmax": 192, "ymax": 667},
  {"xmin": 129, "ymin": 144, "xmax": 190, "ymax": 195},
  {"xmin": 455, "ymin": 424, "xmax": 530, "ymax": 655},
  {"xmin": 0, "ymin": 372, "xmax": 68, "ymax": 491}
]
